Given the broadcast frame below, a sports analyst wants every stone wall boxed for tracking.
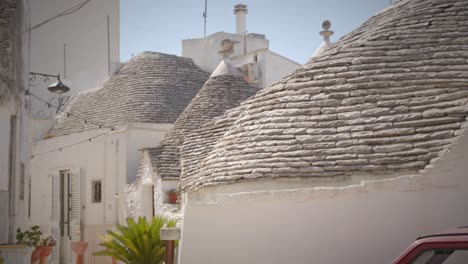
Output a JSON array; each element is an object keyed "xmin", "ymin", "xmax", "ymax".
[{"xmin": 0, "ymin": 0, "xmax": 17, "ymax": 104}]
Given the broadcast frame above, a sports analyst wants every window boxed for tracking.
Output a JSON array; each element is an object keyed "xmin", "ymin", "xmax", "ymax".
[
  {"xmin": 411, "ymin": 249, "xmax": 468, "ymax": 264},
  {"xmin": 92, "ymin": 180, "xmax": 102, "ymax": 203}
]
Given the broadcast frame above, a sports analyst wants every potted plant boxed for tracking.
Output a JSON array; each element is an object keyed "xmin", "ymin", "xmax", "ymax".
[
  {"xmin": 71, "ymin": 231, "xmax": 88, "ymax": 264},
  {"xmin": 16, "ymin": 226, "xmax": 42, "ymax": 263},
  {"xmin": 37, "ymin": 235, "xmax": 56, "ymax": 264},
  {"xmin": 94, "ymin": 216, "xmax": 176, "ymax": 264},
  {"xmin": 16, "ymin": 227, "xmax": 56, "ymax": 264},
  {"xmin": 167, "ymin": 189, "xmax": 178, "ymax": 204}
]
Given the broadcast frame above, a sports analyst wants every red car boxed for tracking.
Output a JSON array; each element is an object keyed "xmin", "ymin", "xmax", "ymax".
[{"xmin": 393, "ymin": 227, "xmax": 468, "ymax": 264}]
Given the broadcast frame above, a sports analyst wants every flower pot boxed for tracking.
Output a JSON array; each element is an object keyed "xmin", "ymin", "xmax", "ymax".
[
  {"xmin": 30, "ymin": 246, "xmax": 43, "ymax": 264},
  {"xmin": 168, "ymin": 192, "xmax": 177, "ymax": 204},
  {"xmin": 71, "ymin": 241, "xmax": 88, "ymax": 264},
  {"xmin": 37, "ymin": 246, "xmax": 52, "ymax": 264}
]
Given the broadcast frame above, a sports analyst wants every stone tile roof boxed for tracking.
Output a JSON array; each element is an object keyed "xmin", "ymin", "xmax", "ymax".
[
  {"xmin": 50, "ymin": 52, "xmax": 210, "ymax": 136},
  {"xmin": 179, "ymin": 106, "xmax": 245, "ymax": 190},
  {"xmin": 146, "ymin": 60, "xmax": 259, "ymax": 180},
  {"xmin": 179, "ymin": 0, "xmax": 468, "ymax": 192}
]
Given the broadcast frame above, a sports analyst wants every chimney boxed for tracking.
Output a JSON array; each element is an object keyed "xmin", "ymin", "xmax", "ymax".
[{"xmin": 234, "ymin": 4, "xmax": 248, "ymax": 35}]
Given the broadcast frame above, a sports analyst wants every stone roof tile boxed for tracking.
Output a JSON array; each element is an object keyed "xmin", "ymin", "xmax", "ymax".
[
  {"xmin": 50, "ymin": 52, "xmax": 210, "ymax": 136},
  {"xmin": 179, "ymin": 0, "xmax": 468, "ymax": 192},
  {"xmin": 146, "ymin": 60, "xmax": 259, "ymax": 179}
]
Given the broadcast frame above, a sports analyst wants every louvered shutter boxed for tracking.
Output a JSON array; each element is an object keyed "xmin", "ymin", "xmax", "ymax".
[
  {"xmin": 69, "ymin": 168, "xmax": 81, "ymax": 264},
  {"xmin": 48, "ymin": 173, "xmax": 60, "ymax": 264}
]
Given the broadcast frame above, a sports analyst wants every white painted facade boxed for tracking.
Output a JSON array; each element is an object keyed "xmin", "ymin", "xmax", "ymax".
[
  {"xmin": 30, "ymin": 123, "xmax": 171, "ymax": 263},
  {"xmin": 28, "ymin": 0, "xmax": 119, "ymax": 118},
  {"xmin": 178, "ymin": 129, "xmax": 468, "ymax": 264},
  {"xmin": 0, "ymin": 100, "xmax": 31, "ymax": 244},
  {"xmin": 125, "ymin": 152, "xmax": 181, "ymax": 222},
  {"xmin": 182, "ymin": 5, "xmax": 300, "ymax": 88},
  {"xmin": 0, "ymin": 0, "xmax": 32, "ymax": 245}
]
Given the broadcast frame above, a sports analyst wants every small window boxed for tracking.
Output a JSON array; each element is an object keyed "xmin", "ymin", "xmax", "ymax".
[{"xmin": 91, "ymin": 180, "xmax": 102, "ymax": 203}]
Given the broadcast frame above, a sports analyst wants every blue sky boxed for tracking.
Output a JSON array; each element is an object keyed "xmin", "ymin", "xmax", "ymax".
[{"xmin": 121, "ymin": 0, "xmax": 391, "ymax": 64}]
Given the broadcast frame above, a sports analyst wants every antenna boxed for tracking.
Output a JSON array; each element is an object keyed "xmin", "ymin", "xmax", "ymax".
[
  {"xmin": 203, "ymin": 0, "xmax": 207, "ymax": 37},
  {"xmin": 107, "ymin": 15, "xmax": 111, "ymax": 76}
]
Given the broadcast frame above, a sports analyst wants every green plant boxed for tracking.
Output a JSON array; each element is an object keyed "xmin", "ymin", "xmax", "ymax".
[
  {"xmin": 93, "ymin": 216, "xmax": 176, "ymax": 264},
  {"xmin": 39, "ymin": 235, "xmax": 56, "ymax": 246},
  {"xmin": 16, "ymin": 226, "xmax": 42, "ymax": 246},
  {"xmin": 0, "ymin": 256, "xmax": 4, "ymax": 264}
]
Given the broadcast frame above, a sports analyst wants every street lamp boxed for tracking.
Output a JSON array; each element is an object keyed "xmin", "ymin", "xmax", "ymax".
[{"xmin": 29, "ymin": 72, "xmax": 71, "ymax": 94}]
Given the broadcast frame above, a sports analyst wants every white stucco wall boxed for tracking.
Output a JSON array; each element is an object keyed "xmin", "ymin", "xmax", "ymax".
[
  {"xmin": 28, "ymin": 0, "xmax": 119, "ymax": 118},
  {"xmin": 0, "ymin": 103, "xmax": 32, "ymax": 244},
  {"xmin": 182, "ymin": 32, "xmax": 269, "ymax": 73},
  {"xmin": 0, "ymin": 0, "xmax": 32, "ymax": 243},
  {"xmin": 230, "ymin": 50, "xmax": 301, "ymax": 88},
  {"xmin": 179, "ymin": 129, "xmax": 468, "ymax": 264},
  {"xmin": 0, "ymin": 105, "xmax": 13, "ymax": 191},
  {"xmin": 125, "ymin": 151, "xmax": 180, "ymax": 222},
  {"xmin": 263, "ymin": 51, "xmax": 301, "ymax": 87},
  {"xmin": 126, "ymin": 123, "xmax": 172, "ymax": 183},
  {"xmin": 183, "ymin": 32, "xmax": 300, "ymax": 89},
  {"xmin": 30, "ymin": 123, "xmax": 170, "ymax": 263}
]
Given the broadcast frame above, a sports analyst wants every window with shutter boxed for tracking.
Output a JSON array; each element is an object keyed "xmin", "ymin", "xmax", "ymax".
[
  {"xmin": 68, "ymin": 168, "xmax": 81, "ymax": 264},
  {"xmin": 49, "ymin": 168, "xmax": 82, "ymax": 264}
]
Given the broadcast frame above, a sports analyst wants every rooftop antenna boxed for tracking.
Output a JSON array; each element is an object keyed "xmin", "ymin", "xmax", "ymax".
[{"xmin": 203, "ymin": 0, "xmax": 207, "ymax": 37}]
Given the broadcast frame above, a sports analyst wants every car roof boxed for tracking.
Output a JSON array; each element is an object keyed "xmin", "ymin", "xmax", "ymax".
[{"xmin": 417, "ymin": 227, "xmax": 468, "ymax": 241}]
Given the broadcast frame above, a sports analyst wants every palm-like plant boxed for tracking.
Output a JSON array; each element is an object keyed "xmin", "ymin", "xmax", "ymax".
[{"xmin": 94, "ymin": 216, "xmax": 176, "ymax": 264}]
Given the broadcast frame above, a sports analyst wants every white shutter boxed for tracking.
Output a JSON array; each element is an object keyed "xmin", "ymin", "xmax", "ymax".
[
  {"xmin": 48, "ymin": 173, "xmax": 60, "ymax": 264},
  {"xmin": 69, "ymin": 168, "xmax": 81, "ymax": 264}
]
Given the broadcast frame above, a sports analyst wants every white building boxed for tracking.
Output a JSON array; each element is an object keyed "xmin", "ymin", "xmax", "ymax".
[
  {"xmin": 0, "ymin": 0, "xmax": 31, "ymax": 245},
  {"xmin": 28, "ymin": 0, "xmax": 119, "ymax": 120},
  {"xmin": 177, "ymin": 0, "xmax": 468, "ymax": 263},
  {"xmin": 183, "ymin": 4, "xmax": 301, "ymax": 88},
  {"xmin": 126, "ymin": 58, "xmax": 259, "ymax": 220},
  {"xmin": 30, "ymin": 52, "xmax": 209, "ymax": 264}
]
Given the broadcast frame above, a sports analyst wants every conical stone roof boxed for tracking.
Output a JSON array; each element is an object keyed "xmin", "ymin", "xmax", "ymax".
[
  {"xmin": 146, "ymin": 60, "xmax": 259, "ymax": 180},
  {"xmin": 180, "ymin": 0, "xmax": 468, "ymax": 192},
  {"xmin": 50, "ymin": 52, "xmax": 210, "ymax": 136}
]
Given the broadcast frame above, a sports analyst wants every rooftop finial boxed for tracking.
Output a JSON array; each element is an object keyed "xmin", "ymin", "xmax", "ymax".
[
  {"xmin": 218, "ymin": 39, "xmax": 238, "ymax": 58},
  {"xmin": 320, "ymin": 20, "xmax": 334, "ymax": 42}
]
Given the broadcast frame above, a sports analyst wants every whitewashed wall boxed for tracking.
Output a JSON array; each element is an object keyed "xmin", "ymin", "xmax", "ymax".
[
  {"xmin": 28, "ymin": 0, "xmax": 119, "ymax": 118},
  {"xmin": 263, "ymin": 51, "xmax": 301, "ymax": 87},
  {"xmin": 182, "ymin": 32, "xmax": 269, "ymax": 73},
  {"xmin": 0, "ymin": 0, "xmax": 32, "ymax": 244},
  {"xmin": 125, "ymin": 152, "xmax": 180, "ymax": 222},
  {"xmin": 179, "ymin": 129, "xmax": 468, "ymax": 264},
  {"xmin": 0, "ymin": 105, "xmax": 13, "ymax": 191},
  {"xmin": 30, "ymin": 123, "xmax": 170, "ymax": 263}
]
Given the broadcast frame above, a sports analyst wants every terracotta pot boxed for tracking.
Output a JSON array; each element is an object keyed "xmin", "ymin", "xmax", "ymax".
[
  {"xmin": 31, "ymin": 246, "xmax": 43, "ymax": 264},
  {"xmin": 38, "ymin": 246, "xmax": 53, "ymax": 264},
  {"xmin": 112, "ymin": 257, "xmax": 117, "ymax": 264},
  {"xmin": 71, "ymin": 241, "xmax": 88, "ymax": 255},
  {"xmin": 168, "ymin": 192, "xmax": 177, "ymax": 204},
  {"xmin": 71, "ymin": 241, "xmax": 88, "ymax": 264}
]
